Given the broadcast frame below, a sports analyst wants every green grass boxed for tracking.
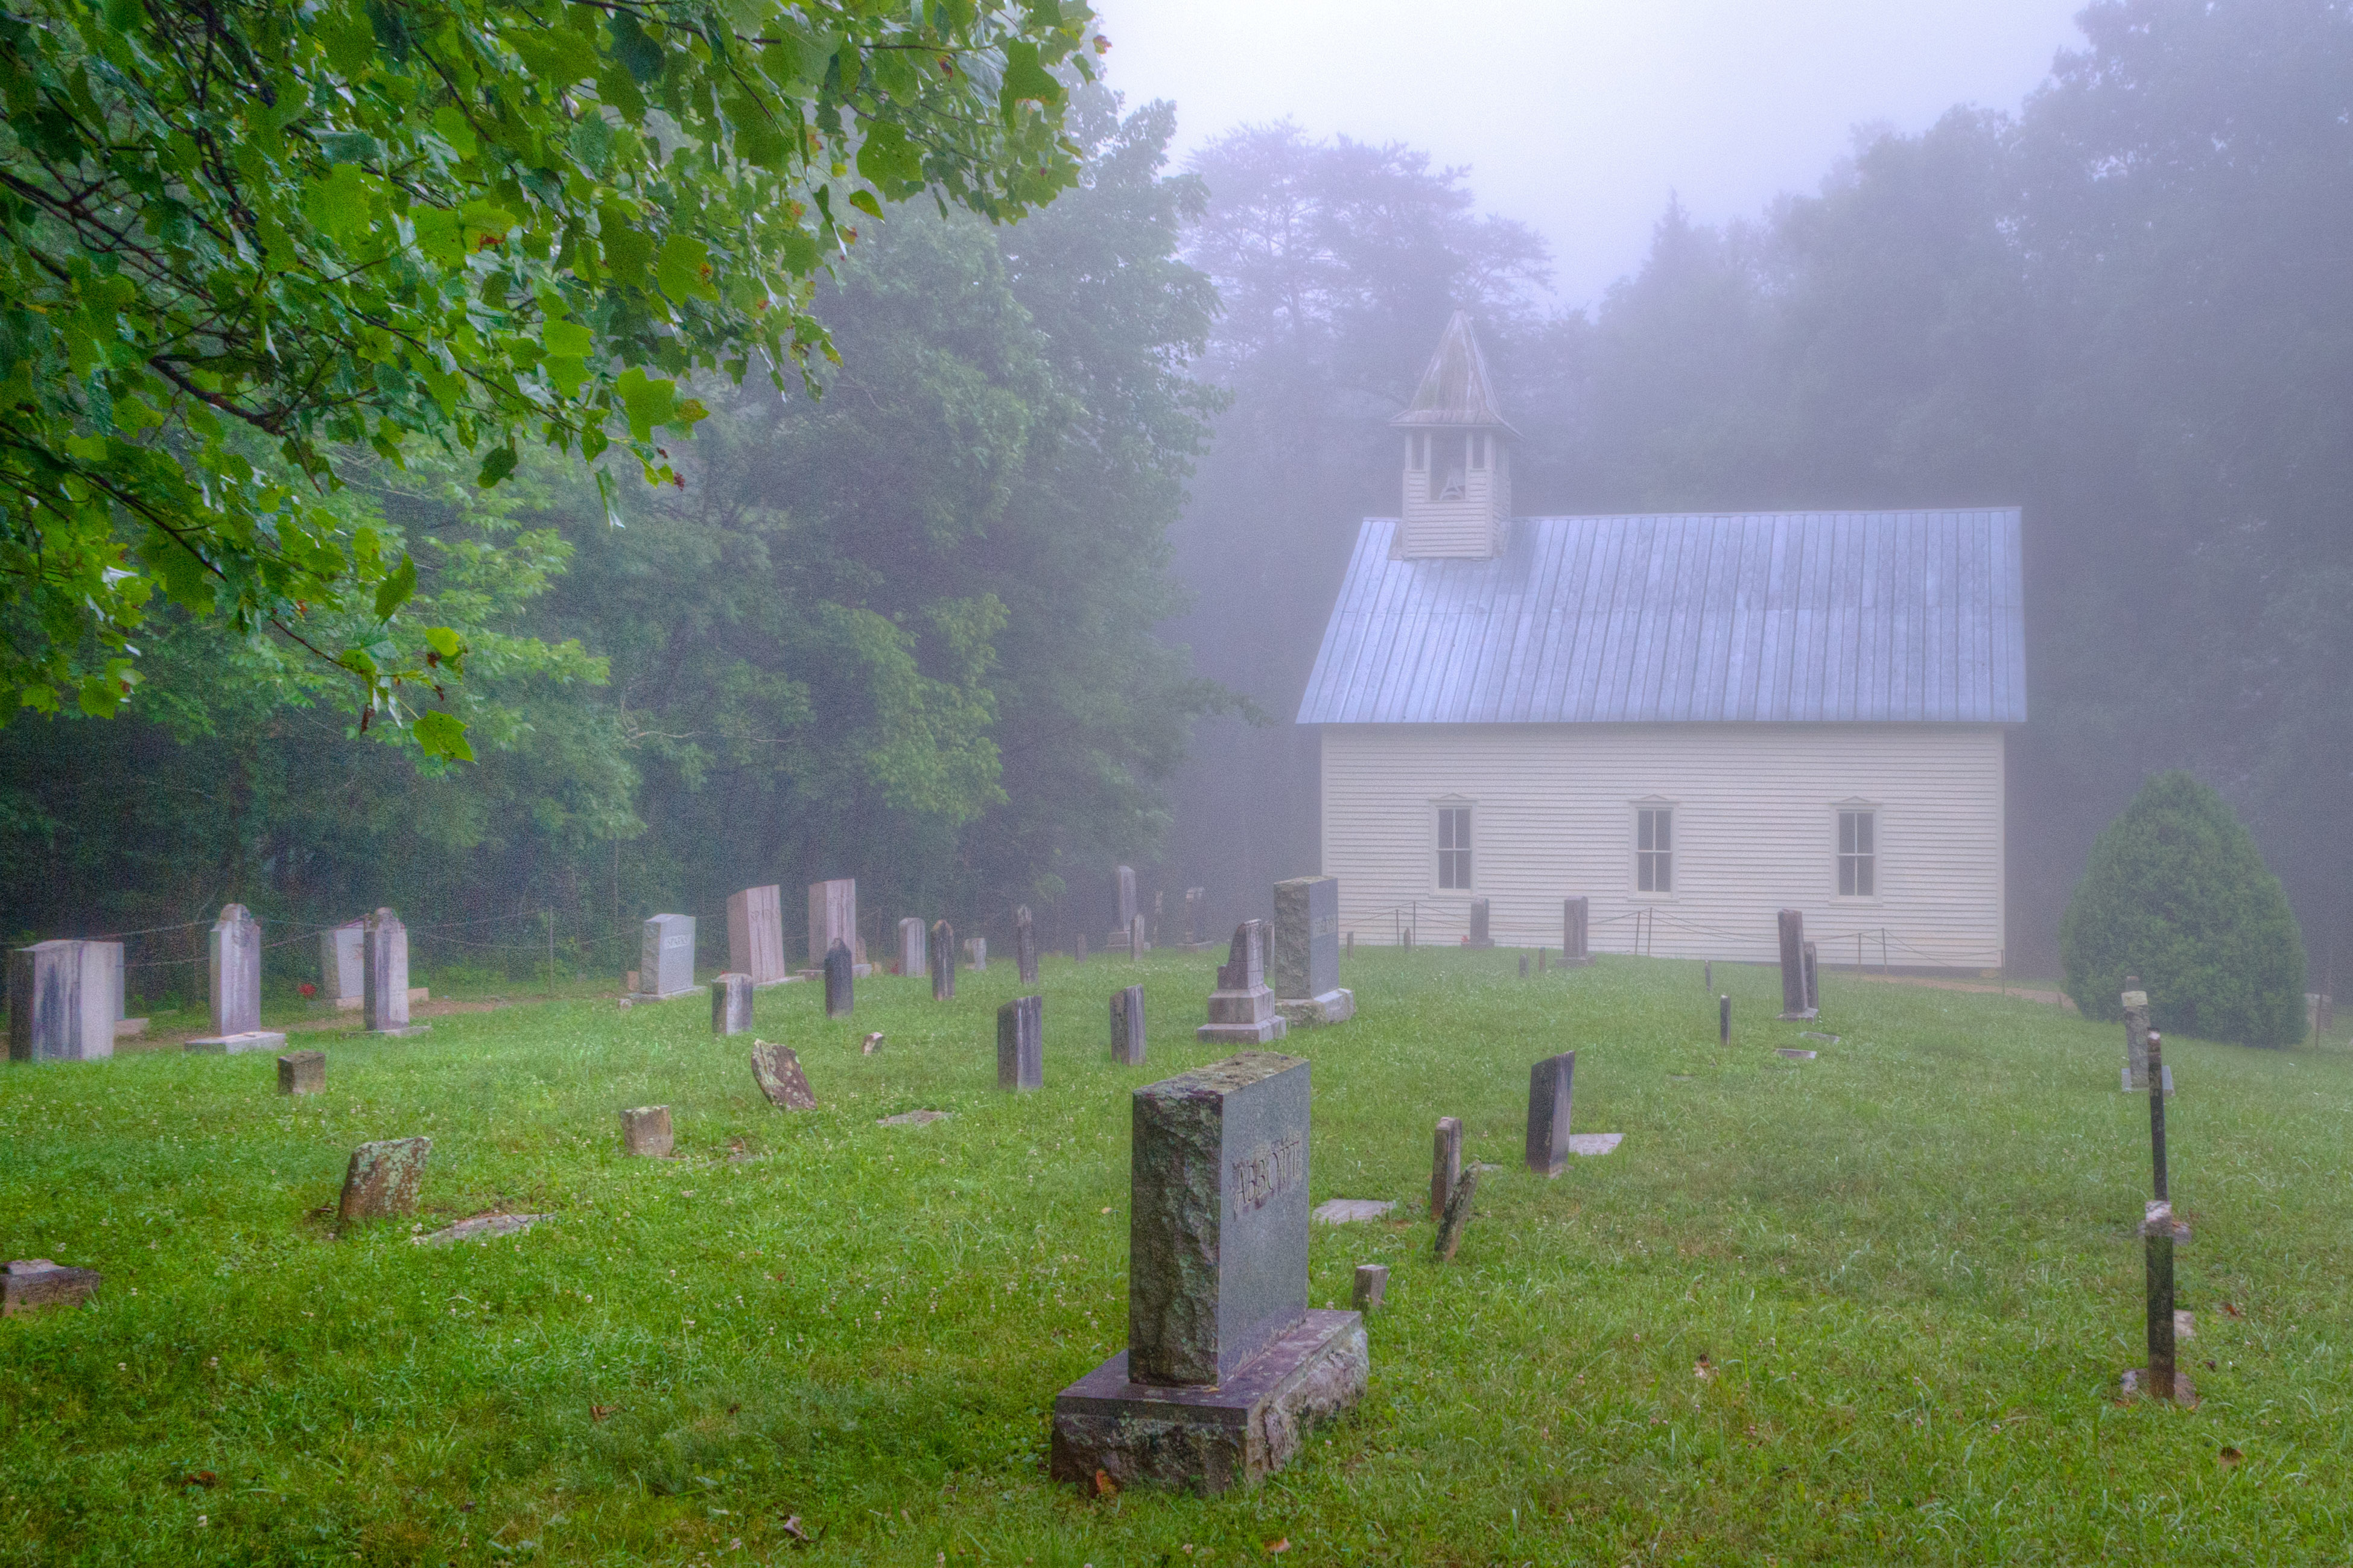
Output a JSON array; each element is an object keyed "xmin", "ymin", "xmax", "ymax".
[{"xmin": 5, "ymin": 949, "xmax": 2351, "ymax": 1565}]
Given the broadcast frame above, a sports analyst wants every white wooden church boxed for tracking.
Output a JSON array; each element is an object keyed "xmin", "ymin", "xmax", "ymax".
[{"xmin": 1295, "ymin": 313, "xmax": 2025, "ymax": 968}]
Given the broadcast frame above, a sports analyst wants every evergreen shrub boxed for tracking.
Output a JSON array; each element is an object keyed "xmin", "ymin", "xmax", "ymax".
[{"xmin": 2060, "ymin": 771, "xmax": 2305, "ymax": 1047}]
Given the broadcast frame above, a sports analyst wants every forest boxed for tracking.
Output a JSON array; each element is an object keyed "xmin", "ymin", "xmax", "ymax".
[{"xmin": 3, "ymin": 0, "xmax": 2347, "ymax": 995}]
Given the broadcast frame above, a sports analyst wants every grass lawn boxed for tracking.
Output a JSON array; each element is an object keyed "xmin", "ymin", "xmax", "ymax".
[{"xmin": 4, "ymin": 947, "xmax": 2349, "ymax": 1565}]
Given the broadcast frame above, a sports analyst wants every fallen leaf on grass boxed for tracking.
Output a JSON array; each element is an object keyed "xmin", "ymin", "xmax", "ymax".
[
  {"xmin": 1093, "ymin": 1468, "xmax": 1118, "ymax": 1497},
  {"xmin": 2218, "ymin": 1447, "xmax": 2244, "ymax": 1467},
  {"xmin": 1693, "ymin": 1354, "xmax": 1714, "ymax": 1381},
  {"xmin": 2223, "ymin": 1302, "xmax": 2244, "ymax": 1318},
  {"xmin": 781, "ymin": 1514, "xmax": 811, "ymax": 1544},
  {"xmin": 1265, "ymin": 1540, "xmax": 1291, "ymax": 1555},
  {"xmin": 180, "ymin": 1471, "xmax": 217, "ymax": 1488},
  {"xmin": 590, "ymin": 1403, "xmax": 616, "ymax": 1423}
]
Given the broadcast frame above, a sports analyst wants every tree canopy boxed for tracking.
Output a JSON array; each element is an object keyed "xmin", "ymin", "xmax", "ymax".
[{"xmin": 0, "ymin": 0, "xmax": 1101, "ymax": 751}]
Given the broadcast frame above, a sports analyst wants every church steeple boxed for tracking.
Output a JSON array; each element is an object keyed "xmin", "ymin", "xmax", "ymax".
[{"xmin": 1391, "ymin": 310, "xmax": 1514, "ymax": 559}]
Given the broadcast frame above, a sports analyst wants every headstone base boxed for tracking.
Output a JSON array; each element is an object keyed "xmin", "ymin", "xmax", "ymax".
[
  {"xmin": 1049, "ymin": 1310, "xmax": 1367, "ymax": 1496},
  {"xmin": 185, "ymin": 1030, "xmax": 287, "ymax": 1055},
  {"xmin": 1196, "ymin": 1013, "xmax": 1289, "ymax": 1044},
  {"xmin": 1776, "ymin": 1007, "xmax": 1819, "ymax": 1022},
  {"xmin": 1467, "ymin": 938, "xmax": 1494, "ymax": 949},
  {"xmin": 364, "ymin": 1024, "xmax": 433, "ymax": 1038},
  {"xmin": 628, "ymin": 988, "xmax": 700, "ymax": 1003},
  {"xmin": 1564, "ymin": 1132, "xmax": 1622, "ymax": 1157},
  {"xmin": 1275, "ymin": 989, "xmax": 1355, "ymax": 1029},
  {"xmin": 3, "ymin": 1259, "xmax": 101, "ymax": 1315},
  {"xmin": 1197, "ymin": 982, "xmax": 1288, "ymax": 1044},
  {"xmin": 2123, "ymin": 1065, "xmax": 2176, "ymax": 1096}
]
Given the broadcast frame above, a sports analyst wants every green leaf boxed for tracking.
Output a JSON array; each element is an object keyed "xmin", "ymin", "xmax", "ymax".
[
  {"xmin": 476, "ymin": 445, "xmax": 518, "ymax": 487},
  {"xmin": 614, "ymin": 367, "xmax": 676, "ymax": 440},
  {"xmin": 847, "ymin": 188, "xmax": 882, "ymax": 220},
  {"xmin": 413, "ymin": 709, "xmax": 475, "ymax": 761},
  {"xmin": 656, "ymin": 234, "xmax": 716, "ymax": 301},
  {"xmin": 1000, "ymin": 40, "xmax": 1061, "ymax": 110},
  {"xmin": 373, "ymin": 553, "xmax": 419, "ymax": 620},
  {"xmin": 316, "ymin": 130, "xmax": 384, "ymax": 165},
  {"xmin": 856, "ymin": 119, "xmax": 923, "ymax": 189},
  {"xmin": 606, "ymin": 11, "xmax": 664, "ymax": 85}
]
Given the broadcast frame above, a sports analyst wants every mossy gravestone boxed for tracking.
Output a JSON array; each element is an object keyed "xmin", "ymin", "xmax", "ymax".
[
  {"xmin": 2061, "ymin": 770, "xmax": 2306, "ymax": 1047},
  {"xmin": 1050, "ymin": 1052, "xmax": 1367, "ymax": 1494}
]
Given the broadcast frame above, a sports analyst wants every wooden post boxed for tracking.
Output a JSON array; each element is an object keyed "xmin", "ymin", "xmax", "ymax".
[{"xmin": 2148, "ymin": 1029, "xmax": 2168, "ymax": 1202}]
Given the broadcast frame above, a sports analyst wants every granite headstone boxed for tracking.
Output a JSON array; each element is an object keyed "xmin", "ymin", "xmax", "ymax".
[
  {"xmin": 823, "ymin": 940, "xmax": 855, "ymax": 1019},
  {"xmin": 7, "ymin": 940, "xmax": 113, "ymax": 1062},
  {"xmin": 996, "ymin": 995, "xmax": 1043, "ymax": 1091},
  {"xmin": 637, "ymin": 913, "xmax": 698, "ymax": 1000},
  {"xmin": 712, "ymin": 972, "xmax": 753, "ymax": 1035},
  {"xmin": 1111, "ymin": 983, "xmax": 1148, "ymax": 1066},
  {"xmin": 1776, "ymin": 909, "xmax": 1815, "ymax": 1020},
  {"xmin": 1468, "ymin": 898, "xmax": 1494, "ymax": 948},
  {"xmin": 898, "ymin": 916, "xmax": 928, "ymax": 979},
  {"xmin": 320, "ymin": 919, "xmax": 364, "ymax": 1005},
  {"xmin": 1196, "ymin": 921, "xmax": 1288, "ymax": 1044},
  {"xmin": 1561, "ymin": 897, "xmax": 1592, "ymax": 965},
  {"xmin": 726, "ymin": 884, "xmax": 788, "ymax": 986},
  {"xmin": 930, "ymin": 920, "xmax": 956, "ymax": 1000},
  {"xmin": 806, "ymin": 878, "xmax": 862, "ymax": 967},
  {"xmin": 363, "ymin": 909, "xmax": 426, "ymax": 1036},
  {"xmin": 1272, "ymin": 876, "xmax": 1353, "ymax": 1027},
  {"xmin": 1526, "ymin": 1052, "xmax": 1575, "ymax": 1177},
  {"xmin": 1015, "ymin": 905, "xmax": 1039, "ymax": 985}
]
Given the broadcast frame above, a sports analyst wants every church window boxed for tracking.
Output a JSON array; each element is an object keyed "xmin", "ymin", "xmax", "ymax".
[
  {"xmin": 1838, "ymin": 809, "xmax": 1876, "ymax": 897},
  {"xmin": 1636, "ymin": 807, "xmax": 1673, "ymax": 892},
  {"xmin": 1437, "ymin": 805, "xmax": 1472, "ymax": 889}
]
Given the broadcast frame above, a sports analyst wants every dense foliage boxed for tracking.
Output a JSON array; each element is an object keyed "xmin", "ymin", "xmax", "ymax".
[
  {"xmin": 2059, "ymin": 771, "xmax": 2305, "ymax": 1046},
  {"xmin": 1169, "ymin": 0, "xmax": 2353, "ymax": 976},
  {"xmin": 0, "ymin": 97, "xmax": 1222, "ymax": 988},
  {"xmin": 0, "ymin": 0, "xmax": 1101, "ymax": 747}
]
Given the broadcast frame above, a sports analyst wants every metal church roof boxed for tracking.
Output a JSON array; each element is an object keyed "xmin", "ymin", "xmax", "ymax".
[{"xmin": 1297, "ymin": 509, "xmax": 2027, "ymax": 726}]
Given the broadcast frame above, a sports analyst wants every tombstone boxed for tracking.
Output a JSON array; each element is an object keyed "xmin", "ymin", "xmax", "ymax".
[
  {"xmin": 1775, "ymin": 909, "xmax": 1815, "ymax": 1020},
  {"xmin": 319, "ymin": 919, "xmax": 365, "ymax": 1005},
  {"xmin": 897, "ymin": 917, "xmax": 929, "ymax": 979},
  {"xmin": 750, "ymin": 1040, "xmax": 818, "ymax": 1109},
  {"xmin": 635, "ymin": 913, "xmax": 697, "ymax": 1000},
  {"xmin": 1561, "ymin": 897, "xmax": 1592, "ymax": 966},
  {"xmin": 1128, "ymin": 916, "xmax": 1146, "ymax": 961},
  {"xmin": 1272, "ymin": 876, "xmax": 1354, "ymax": 1027},
  {"xmin": 91, "ymin": 940, "xmax": 135, "ymax": 1034},
  {"xmin": 1803, "ymin": 941, "xmax": 1820, "ymax": 1014},
  {"xmin": 711, "ymin": 973, "xmax": 753, "ymax": 1036},
  {"xmin": 620, "ymin": 1105, "xmax": 673, "ymax": 1158},
  {"xmin": 1430, "ymin": 1116, "xmax": 1462, "ymax": 1220},
  {"xmin": 188, "ymin": 905, "xmax": 285, "ymax": 1052},
  {"xmin": 1351, "ymin": 1263, "xmax": 1388, "ymax": 1312},
  {"xmin": 1073, "ymin": 933, "xmax": 1088, "ymax": 965},
  {"xmin": 1525, "ymin": 1052, "xmax": 1575, "ymax": 1177},
  {"xmin": 1468, "ymin": 898, "xmax": 1494, "ymax": 948},
  {"xmin": 335, "ymin": 1137, "xmax": 431, "ymax": 1224},
  {"xmin": 822, "ymin": 941, "xmax": 856, "ymax": 1019},
  {"xmin": 1111, "ymin": 984, "xmax": 1148, "ymax": 1066},
  {"xmin": 1152, "ymin": 888, "xmax": 1166, "ymax": 948},
  {"xmin": 1183, "ymin": 887, "xmax": 1208, "ymax": 950},
  {"xmin": 1114, "ymin": 864, "xmax": 1138, "ymax": 936},
  {"xmin": 1196, "ymin": 921, "xmax": 1288, "ymax": 1044},
  {"xmin": 996, "ymin": 995, "xmax": 1043, "ymax": 1091},
  {"xmin": 7, "ymin": 941, "xmax": 115, "ymax": 1062},
  {"xmin": 965, "ymin": 935, "xmax": 988, "ymax": 972},
  {"xmin": 806, "ymin": 878, "xmax": 863, "ymax": 967},
  {"xmin": 361, "ymin": 909, "xmax": 428, "ymax": 1037},
  {"xmin": 1720, "ymin": 994, "xmax": 1731, "ymax": 1044},
  {"xmin": 1519, "ymin": 952, "xmax": 1529, "ymax": 978},
  {"xmin": 1, "ymin": 1258, "xmax": 101, "ymax": 1316},
  {"xmin": 1015, "ymin": 906, "xmax": 1040, "ymax": 986},
  {"xmin": 1435, "ymin": 1165, "xmax": 1480, "ymax": 1262},
  {"xmin": 277, "ymin": 1049, "xmax": 325, "ymax": 1095},
  {"xmin": 726, "ymin": 884, "xmax": 789, "ymax": 986},
  {"xmin": 1050, "ymin": 1050, "xmax": 1365, "ymax": 1494},
  {"xmin": 930, "ymin": 921, "xmax": 956, "ymax": 1000}
]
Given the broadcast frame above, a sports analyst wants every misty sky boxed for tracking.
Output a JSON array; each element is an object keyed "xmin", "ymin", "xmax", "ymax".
[{"xmin": 1100, "ymin": 0, "xmax": 2089, "ymax": 307}]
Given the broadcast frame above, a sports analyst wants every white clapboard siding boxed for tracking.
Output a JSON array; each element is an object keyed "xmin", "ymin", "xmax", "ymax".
[{"xmin": 1320, "ymin": 722, "xmax": 2005, "ymax": 968}]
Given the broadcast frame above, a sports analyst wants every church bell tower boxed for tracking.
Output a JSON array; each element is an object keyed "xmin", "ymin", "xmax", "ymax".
[{"xmin": 1393, "ymin": 310, "xmax": 1514, "ymax": 559}]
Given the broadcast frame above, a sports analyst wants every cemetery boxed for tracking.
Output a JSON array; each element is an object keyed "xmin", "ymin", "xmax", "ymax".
[{"xmin": 4, "ymin": 914, "xmax": 2348, "ymax": 1563}]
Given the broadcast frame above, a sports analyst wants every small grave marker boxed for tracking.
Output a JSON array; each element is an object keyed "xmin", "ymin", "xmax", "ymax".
[
  {"xmin": 1468, "ymin": 898, "xmax": 1494, "ymax": 948},
  {"xmin": 1525, "ymin": 1053, "xmax": 1575, "ymax": 1177},
  {"xmin": 1311, "ymin": 1199, "xmax": 1394, "ymax": 1224},
  {"xmin": 277, "ymin": 1050, "xmax": 325, "ymax": 1095},
  {"xmin": 750, "ymin": 1041, "xmax": 818, "ymax": 1109},
  {"xmin": 1351, "ymin": 1263, "xmax": 1388, "ymax": 1312},
  {"xmin": 1431, "ymin": 1116, "xmax": 1462, "ymax": 1220},
  {"xmin": 620, "ymin": 1105, "xmax": 674, "ymax": 1158},
  {"xmin": 712, "ymin": 973, "xmax": 753, "ymax": 1035},
  {"xmin": 1435, "ymin": 1166, "xmax": 1479, "ymax": 1262},
  {"xmin": 1015, "ymin": 906, "xmax": 1040, "ymax": 985},
  {"xmin": 337, "ymin": 1137, "xmax": 431, "ymax": 1224},
  {"xmin": 931, "ymin": 921, "xmax": 956, "ymax": 1001},
  {"xmin": 1111, "ymin": 984, "xmax": 1147, "ymax": 1066},
  {"xmin": 1776, "ymin": 909, "xmax": 1816, "ymax": 1020},
  {"xmin": 823, "ymin": 941, "xmax": 855, "ymax": 1019},
  {"xmin": 1561, "ymin": 897, "xmax": 1592, "ymax": 966}
]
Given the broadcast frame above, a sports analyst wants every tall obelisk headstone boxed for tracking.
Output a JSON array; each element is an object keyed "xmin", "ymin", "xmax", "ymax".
[
  {"xmin": 1050, "ymin": 1051, "xmax": 1366, "ymax": 1494},
  {"xmin": 188, "ymin": 904, "xmax": 285, "ymax": 1053}
]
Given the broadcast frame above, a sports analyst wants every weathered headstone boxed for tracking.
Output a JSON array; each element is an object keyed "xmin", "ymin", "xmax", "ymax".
[
  {"xmin": 1114, "ymin": 864, "xmax": 1138, "ymax": 940},
  {"xmin": 1434, "ymin": 1165, "xmax": 1479, "ymax": 1262},
  {"xmin": 1152, "ymin": 888, "xmax": 1166, "ymax": 948},
  {"xmin": 336, "ymin": 1137, "xmax": 431, "ymax": 1224},
  {"xmin": 1051, "ymin": 1050, "xmax": 1365, "ymax": 1494},
  {"xmin": 823, "ymin": 940, "xmax": 854, "ymax": 1019},
  {"xmin": 620, "ymin": 1105, "xmax": 673, "ymax": 1158},
  {"xmin": 319, "ymin": 919, "xmax": 365, "ymax": 1006},
  {"xmin": 750, "ymin": 1040, "xmax": 818, "ymax": 1109},
  {"xmin": 1430, "ymin": 1116, "xmax": 1461, "ymax": 1219},
  {"xmin": 1720, "ymin": 993, "xmax": 1732, "ymax": 1043},
  {"xmin": 1776, "ymin": 909, "xmax": 1815, "ymax": 1020},
  {"xmin": 931, "ymin": 920, "xmax": 956, "ymax": 1001},
  {"xmin": 189, "ymin": 905, "xmax": 285, "ymax": 1052},
  {"xmin": 1803, "ymin": 940, "xmax": 1819, "ymax": 1014},
  {"xmin": 1351, "ymin": 1263, "xmax": 1388, "ymax": 1312},
  {"xmin": 1519, "ymin": 952, "xmax": 1529, "ymax": 978},
  {"xmin": 1196, "ymin": 921, "xmax": 1288, "ymax": 1044},
  {"xmin": 1111, "ymin": 983, "xmax": 1147, "ymax": 1065},
  {"xmin": 92, "ymin": 940, "xmax": 135, "ymax": 1034},
  {"xmin": 2123, "ymin": 978, "xmax": 2152, "ymax": 1088},
  {"xmin": 1183, "ymin": 887, "xmax": 1208, "ymax": 950},
  {"xmin": 711, "ymin": 973, "xmax": 753, "ymax": 1036},
  {"xmin": 965, "ymin": 935, "xmax": 988, "ymax": 971},
  {"xmin": 1273, "ymin": 875, "xmax": 1354, "ymax": 1027},
  {"xmin": 2, "ymin": 1259, "xmax": 101, "ymax": 1316},
  {"xmin": 1015, "ymin": 905, "xmax": 1040, "ymax": 985},
  {"xmin": 1525, "ymin": 1052, "xmax": 1575, "ymax": 1177},
  {"xmin": 361, "ymin": 909, "xmax": 427, "ymax": 1037},
  {"xmin": 806, "ymin": 878, "xmax": 862, "ymax": 967},
  {"xmin": 7, "ymin": 940, "xmax": 114, "ymax": 1062},
  {"xmin": 725, "ymin": 884, "xmax": 789, "ymax": 986},
  {"xmin": 996, "ymin": 995, "xmax": 1043, "ymax": 1091},
  {"xmin": 1468, "ymin": 898, "xmax": 1494, "ymax": 948},
  {"xmin": 1561, "ymin": 897, "xmax": 1592, "ymax": 966},
  {"xmin": 277, "ymin": 1049, "xmax": 325, "ymax": 1095},
  {"xmin": 636, "ymin": 913, "xmax": 698, "ymax": 1000},
  {"xmin": 898, "ymin": 917, "xmax": 928, "ymax": 978},
  {"xmin": 1128, "ymin": 915, "xmax": 1146, "ymax": 961},
  {"xmin": 1073, "ymin": 933, "xmax": 1088, "ymax": 965}
]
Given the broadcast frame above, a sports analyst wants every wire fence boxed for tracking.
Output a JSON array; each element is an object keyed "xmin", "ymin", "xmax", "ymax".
[{"xmin": 1335, "ymin": 896, "xmax": 2007, "ymax": 971}]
